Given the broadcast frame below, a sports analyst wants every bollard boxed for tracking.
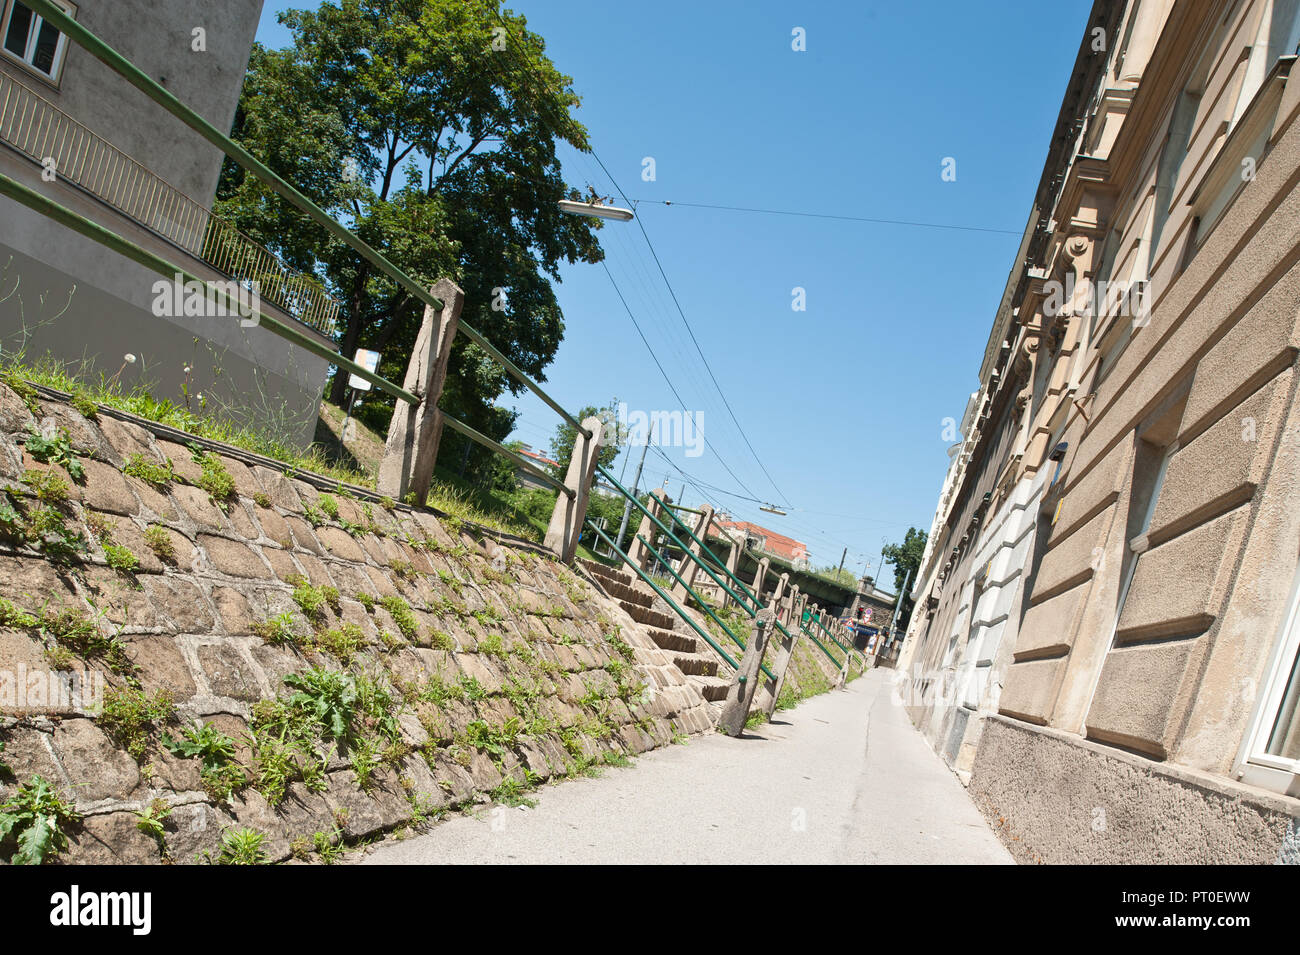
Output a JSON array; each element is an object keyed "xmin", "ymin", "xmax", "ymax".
[
  {"xmin": 718, "ymin": 608, "xmax": 776, "ymax": 737},
  {"xmin": 378, "ymin": 277, "xmax": 464, "ymax": 503},
  {"xmin": 543, "ymin": 415, "xmax": 605, "ymax": 564}
]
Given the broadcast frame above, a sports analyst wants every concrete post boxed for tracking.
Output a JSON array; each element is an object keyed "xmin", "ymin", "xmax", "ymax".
[
  {"xmin": 763, "ymin": 611, "xmax": 802, "ymax": 718},
  {"xmin": 752, "ymin": 556, "xmax": 770, "ymax": 607},
  {"xmin": 543, "ymin": 415, "xmax": 605, "ymax": 564},
  {"xmin": 785, "ymin": 584, "xmax": 800, "ymax": 626},
  {"xmin": 378, "ymin": 277, "xmax": 464, "ymax": 503},
  {"xmin": 718, "ymin": 608, "xmax": 776, "ymax": 737},
  {"xmin": 835, "ymin": 643, "xmax": 853, "ymax": 689},
  {"xmin": 627, "ymin": 490, "xmax": 667, "ymax": 570},
  {"xmin": 723, "ymin": 536, "xmax": 742, "ymax": 608},
  {"xmin": 670, "ymin": 504, "xmax": 713, "ymax": 602}
]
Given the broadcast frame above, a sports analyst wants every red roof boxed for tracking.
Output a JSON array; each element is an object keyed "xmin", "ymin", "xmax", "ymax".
[
  {"xmin": 518, "ymin": 448, "xmax": 559, "ymax": 468},
  {"xmin": 718, "ymin": 520, "xmax": 808, "ymax": 561}
]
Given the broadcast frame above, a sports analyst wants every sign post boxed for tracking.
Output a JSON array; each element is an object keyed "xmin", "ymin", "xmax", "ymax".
[{"xmin": 341, "ymin": 348, "xmax": 381, "ymax": 443}]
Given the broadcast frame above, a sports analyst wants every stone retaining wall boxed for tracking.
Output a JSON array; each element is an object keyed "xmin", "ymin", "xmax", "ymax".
[{"xmin": 0, "ymin": 383, "xmax": 713, "ymax": 864}]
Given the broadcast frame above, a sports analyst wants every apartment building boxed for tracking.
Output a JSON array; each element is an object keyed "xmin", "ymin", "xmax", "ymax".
[
  {"xmin": 898, "ymin": 0, "xmax": 1300, "ymax": 863},
  {"xmin": 0, "ymin": 1, "xmax": 336, "ymax": 446}
]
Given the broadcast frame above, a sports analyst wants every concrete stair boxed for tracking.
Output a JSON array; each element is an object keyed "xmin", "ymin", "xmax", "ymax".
[{"xmin": 581, "ymin": 558, "xmax": 734, "ymax": 705}]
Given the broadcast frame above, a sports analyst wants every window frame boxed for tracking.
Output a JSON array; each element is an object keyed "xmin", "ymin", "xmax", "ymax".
[
  {"xmin": 1237, "ymin": 561, "xmax": 1300, "ymax": 796},
  {"xmin": 0, "ymin": 0, "xmax": 77, "ymax": 87}
]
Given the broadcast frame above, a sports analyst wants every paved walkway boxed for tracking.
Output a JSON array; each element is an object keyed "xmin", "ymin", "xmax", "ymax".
[{"xmin": 362, "ymin": 668, "xmax": 1013, "ymax": 865}]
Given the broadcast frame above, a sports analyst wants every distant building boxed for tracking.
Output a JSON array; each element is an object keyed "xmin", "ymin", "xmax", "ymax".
[
  {"xmin": 0, "ymin": 0, "xmax": 336, "ymax": 447},
  {"xmin": 513, "ymin": 444, "xmax": 560, "ymax": 492},
  {"xmin": 716, "ymin": 519, "xmax": 808, "ymax": 563}
]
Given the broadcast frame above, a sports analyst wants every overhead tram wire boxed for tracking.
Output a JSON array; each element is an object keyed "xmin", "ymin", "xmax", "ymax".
[
  {"xmin": 625, "ymin": 198, "xmax": 1026, "ymax": 236},
  {"xmin": 587, "ymin": 149, "xmax": 794, "ymax": 509},
  {"xmin": 485, "ymin": 16, "xmax": 793, "ymax": 509},
  {"xmin": 484, "ymin": 17, "xmax": 909, "ymax": 554},
  {"xmin": 600, "ymin": 259, "xmax": 766, "ymax": 502},
  {"xmin": 471, "ymin": 18, "xmax": 766, "ymax": 507},
  {"xmin": 577, "ymin": 153, "xmax": 768, "ymax": 480}
]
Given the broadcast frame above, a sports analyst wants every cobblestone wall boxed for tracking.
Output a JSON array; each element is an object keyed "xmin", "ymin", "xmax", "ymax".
[{"xmin": 0, "ymin": 383, "xmax": 713, "ymax": 864}]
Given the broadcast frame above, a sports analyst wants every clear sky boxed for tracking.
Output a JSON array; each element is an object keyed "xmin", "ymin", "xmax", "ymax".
[{"xmin": 255, "ymin": 1, "xmax": 1093, "ymax": 577}]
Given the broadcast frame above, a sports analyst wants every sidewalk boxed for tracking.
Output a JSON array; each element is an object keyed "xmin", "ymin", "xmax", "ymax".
[{"xmin": 361, "ymin": 668, "xmax": 1014, "ymax": 865}]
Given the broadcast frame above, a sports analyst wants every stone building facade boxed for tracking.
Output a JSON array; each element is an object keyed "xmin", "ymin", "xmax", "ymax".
[{"xmin": 898, "ymin": 0, "xmax": 1300, "ymax": 862}]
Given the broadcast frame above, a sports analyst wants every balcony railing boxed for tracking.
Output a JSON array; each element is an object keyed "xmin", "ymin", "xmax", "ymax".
[{"xmin": 0, "ymin": 68, "xmax": 340, "ymax": 336}]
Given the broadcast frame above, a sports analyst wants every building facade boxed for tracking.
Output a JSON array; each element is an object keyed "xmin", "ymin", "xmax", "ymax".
[
  {"xmin": 0, "ymin": 1, "xmax": 336, "ymax": 447},
  {"xmin": 899, "ymin": 0, "xmax": 1300, "ymax": 863},
  {"xmin": 715, "ymin": 519, "xmax": 808, "ymax": 563}
]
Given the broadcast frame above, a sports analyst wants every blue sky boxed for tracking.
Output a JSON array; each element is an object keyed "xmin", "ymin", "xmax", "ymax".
[{"xmin": 255, "ymin": 1, "xmax": 1092, "ymax": 578}]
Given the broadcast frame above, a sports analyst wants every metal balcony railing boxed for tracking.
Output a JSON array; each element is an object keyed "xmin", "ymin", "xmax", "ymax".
[{"xmin": 0, "ymin": 68, "xmax": 340, "ymax": 336}]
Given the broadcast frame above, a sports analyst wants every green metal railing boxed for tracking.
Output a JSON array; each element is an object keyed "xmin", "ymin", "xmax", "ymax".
[
  {"xmin": 0, "ymin": 174, "xmax": 410, "ymax": 402},
  {"xmin": 584, "ymin": 521, "xmax": 738, "ymax": 671},
  {"xmin": 800, "ymin": 624, "xmax": 842, "ymax": 668},
  {"xmin": 441, "ymin": 414, "xmax": 572, "ymax": 498},
  {"xmin": 589, "ymin": 466, "xmax": 780, "ymax": 681},
  {"xmin": 617, "ymin": 468, "xmax": 847, "ymax": 672}
]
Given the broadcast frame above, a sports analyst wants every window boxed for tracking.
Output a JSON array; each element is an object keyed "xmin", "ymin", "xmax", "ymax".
[
  {"xmin": 1242, "ymin": 563, "xmax": 1300, "ymax": 794},
  {"xmin": 1148, "ymin": 89, "xmax": 1200, "ymax": 261},
  {"xmin": 1, "ymin": 1, "xmax": 75, "ymax": 83}
]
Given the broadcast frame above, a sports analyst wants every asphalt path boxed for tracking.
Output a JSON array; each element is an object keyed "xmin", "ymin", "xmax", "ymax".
[{"xmin": 361, "ymin": 667, "xmax": 1014, "ymax": 865}]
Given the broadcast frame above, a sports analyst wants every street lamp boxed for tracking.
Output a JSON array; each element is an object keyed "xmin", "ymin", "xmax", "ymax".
[{"xmin": 558, "ymin": 199, "xmax": 635, "ymax": 221}]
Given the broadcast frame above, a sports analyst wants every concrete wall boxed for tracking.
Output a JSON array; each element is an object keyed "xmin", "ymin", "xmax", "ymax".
[
  {"xmin": 2, "ymin": 0, "xmax": 264, "ymax": 202},
  {"xmin": 0, "ymin": 0, "xmax": 334, "ymax": 448},
  {"xmin": 970, "ymin": 716, "xmax": 1300, "ymax": 864}
]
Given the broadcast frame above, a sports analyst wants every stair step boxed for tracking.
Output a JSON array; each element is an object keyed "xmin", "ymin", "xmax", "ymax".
[
  {"xmin": 622, "ymin": 601, "xmax": 676, "ymax": 630},
  {"xmin": 580, "ymin": 558, "xmax": 633, "ymax": 587},
  {"xmin": 690, "ymin": 675, "xmax": 731, "ymax": 702},
  {"xmin": 672, "ymin": 651, "xmax": 720, "ymax": 678},
  {"xmin": 645, "ymin": 625, "xmax": 705, "ymax": 655},
  {"xmin": 608, "ymin": 579, "xmax": 653, "ymax": 609}
]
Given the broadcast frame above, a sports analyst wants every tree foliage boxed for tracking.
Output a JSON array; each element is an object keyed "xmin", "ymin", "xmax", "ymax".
[
  {"xmin": 216, "ymin": 0, "xmax": 605, "ymax": 480},
  {"xmin": 882, "ymin": 526, "xmax": 927, "ymax": 633},
  {"xmin": 547, "ymin": 400, "xmax": 625, "ymax": 479}
]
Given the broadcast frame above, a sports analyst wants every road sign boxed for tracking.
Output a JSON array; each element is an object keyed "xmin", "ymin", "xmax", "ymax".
[{"xmin": 347, "ymin": 349, "xmax": 381, "ymax": 391}]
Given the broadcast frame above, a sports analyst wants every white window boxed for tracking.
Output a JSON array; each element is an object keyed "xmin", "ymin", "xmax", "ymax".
[
  {"xmin": 1233, "ymin": 0, "xmax": 1300, "ymax": 126},
  {"xmin": 1241, "ymin": 566, "xmax": 1300, "ymax": 795},
  {"xmin": 1, "ymin": 1, "xmax": 75, "ymax": 84}
]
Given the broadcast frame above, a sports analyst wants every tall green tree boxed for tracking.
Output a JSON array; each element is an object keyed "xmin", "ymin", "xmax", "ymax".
[
  {"xmin": 216, "ymin": 0, "xmax": 604, "ymax": 473},
  {"xmin": 882, "ymin": 527, "xmax": 927, "ymax": 633},
  {"xmin": 547, "ymin": 401, "xmax": 624, "ymax": 479}
]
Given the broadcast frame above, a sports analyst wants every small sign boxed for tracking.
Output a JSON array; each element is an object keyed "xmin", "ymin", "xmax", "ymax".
[{"xmin": 348, "ymin": 349, "xmax": 381, "ymax": 391}]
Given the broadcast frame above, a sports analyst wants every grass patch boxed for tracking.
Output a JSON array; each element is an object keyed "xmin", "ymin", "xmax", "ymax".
[{"xmin": 98, "ymin": 687, "xmax": 175, "ymax": 760}]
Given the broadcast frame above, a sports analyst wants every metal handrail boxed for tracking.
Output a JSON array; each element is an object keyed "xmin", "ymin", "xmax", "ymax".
[
  {"xmin": 584, "ymin": 520, "xmax": 738, "ymax": 671},
  {"xmin": 596, "ymin": 466, "xmax": 753, "ymax": 612},
  {"xmin": 0, "ymin": 173, "xmax": 415, "ymax": 402},
  {"xmin": 800, "ymin": 624, "xmax": 842, "ymax": 668},
  {"xmin": 26, "ymin": 0, "xmax": 591, "ymax": 440},
  {"xmin": 658, "ymin": 502, "xmax": 763, "ymax": 610},
  {"xmin": 635, "ymin": 534, "xmax": 775, "ymax": 683},
  {"xmin": 0, "ymin": 68, "xmax": 339, "ymax": 336},
  {"xmin": 441, "ymin": 414, "xmax": 572, "ymax": 498}
]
